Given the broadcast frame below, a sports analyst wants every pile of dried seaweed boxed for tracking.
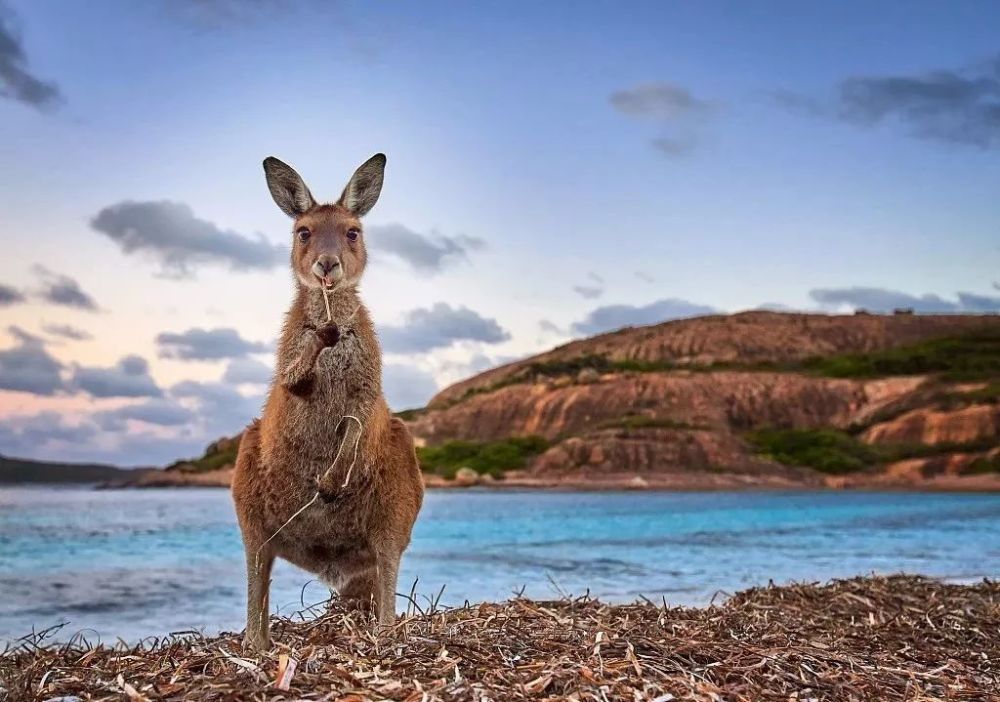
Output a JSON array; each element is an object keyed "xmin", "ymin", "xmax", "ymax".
[{"xmin": 3, "ymin": 575, "xmax": 997, "ymax": 701}]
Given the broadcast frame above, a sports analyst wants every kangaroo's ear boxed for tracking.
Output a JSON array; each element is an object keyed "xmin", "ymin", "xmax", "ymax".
[
  {"xmin": 263, "ymin": 157, "xmax": 317, "ymax": 218},
  {"xmin": 337, "ymin": 153, "xmax": 386, "ymax": 217}
]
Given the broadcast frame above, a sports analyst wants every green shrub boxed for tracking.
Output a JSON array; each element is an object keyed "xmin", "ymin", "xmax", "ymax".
[
  {"xmin": 417, "ymin": 436, "xmax": 549, "ymax": 479},
  {"xmin": 746, "ymin": 428, "xmax": 881, "ymax": 474},
  {"xmin": 747, "ymin": 427, "xmax": 999, "ymax": 475},
  {"xmin": 802, "ymin": 329, "xmax": 1000, "ymax": 381},
  {"xmin": 168, "ymin": 442, "xmax": 239, "ymax": 473},
  {"xmin": 967, "ymin": 455, "xmax": 1000, "ymax": 474},
  {"xmin": 952, "ymin": 382, "xmax": 1000, "ymax": 404},
  {"xmin": 877, "ymin": 437, "xmax": 998, "ymax": 462}
]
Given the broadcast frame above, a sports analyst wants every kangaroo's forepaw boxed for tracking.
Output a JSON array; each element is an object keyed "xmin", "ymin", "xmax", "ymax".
[
  {"xmin": 317, "ymin": 485, "xmax": 341, "ymax": 504},
  {"xmin": 316, "ymin": 322, "xmax": 340, "ymax": 348}
]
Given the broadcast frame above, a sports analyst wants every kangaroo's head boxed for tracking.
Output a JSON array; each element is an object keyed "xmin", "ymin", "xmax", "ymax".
[{"xmin": 262, "ymin": 154, "xmax": 386, "ymax": 292}]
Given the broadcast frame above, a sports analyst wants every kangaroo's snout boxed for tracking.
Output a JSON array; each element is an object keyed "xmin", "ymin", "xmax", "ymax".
[{"xmin": 313, "ymin": 255, "xmax": 343, "ymax": 284}]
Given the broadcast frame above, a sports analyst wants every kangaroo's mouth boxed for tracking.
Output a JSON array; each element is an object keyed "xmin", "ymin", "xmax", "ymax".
[{"xmin": 315, "ymin": 268, "xmax": 344, "ymax": 290}]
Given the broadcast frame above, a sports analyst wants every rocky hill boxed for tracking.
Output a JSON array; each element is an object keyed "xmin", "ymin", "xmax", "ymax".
[
  {"xmin": 408, "ymin": 311, "xmax": 1000, "ymax": 490},
  {"xmin": 114, "ymin": 311, "xmax": 1000, "ymax": 490}
]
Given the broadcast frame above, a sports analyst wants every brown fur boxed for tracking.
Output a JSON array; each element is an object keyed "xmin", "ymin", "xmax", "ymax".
[{"xmin": 232, "ymin": 156, "xmax": 423, "ymax": 651}]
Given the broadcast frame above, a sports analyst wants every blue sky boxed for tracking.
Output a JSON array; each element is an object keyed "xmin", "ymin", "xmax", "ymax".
[{"xmin": 1, "ymin": 0, "xmax": 998, "ymax": 464}]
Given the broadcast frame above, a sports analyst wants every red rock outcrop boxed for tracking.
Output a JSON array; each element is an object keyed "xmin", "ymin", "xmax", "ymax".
[{"xmin": 861, "ymin": 405, "xmax": 1000, "ymax": 446}]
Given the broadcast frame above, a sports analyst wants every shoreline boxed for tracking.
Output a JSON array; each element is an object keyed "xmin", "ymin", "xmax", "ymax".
[
  {"xmin": 4, "ymin": 477, "xmax": 997, "ymax": 493},
  {"xmin": 5, "ymin": 574, "xmax": 996, "ymax": 700},
  {"xmin": 92, "ymin": 470, "xmax": 1000, "ymax": 493}
]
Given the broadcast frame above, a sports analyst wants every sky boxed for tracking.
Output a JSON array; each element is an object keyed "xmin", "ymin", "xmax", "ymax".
[{"xmin": 1, "ymin": 0, "xmax": 998, "ymax": 465}]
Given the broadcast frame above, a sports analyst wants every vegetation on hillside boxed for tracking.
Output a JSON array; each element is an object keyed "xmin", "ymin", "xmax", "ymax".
[
  {"xmin": 746, "ymin": 429, "xmax": 882, "ymax": 474},
  {"xmin": 747, "ymin": 428, "xmax": 998, "ymax": 474},
  {"xmin": 968, "ymin": 455, "xmax": 1000, "ymax": 474},
  {"xmin": 417, "ymin": 436, "xmax": 549, "ymax": 479},
  {"xmin": 444, "ymin": 329, "xmax": 1000, "ymax": 407},
  {"xmin": 800, "ymin": 329, "xmax": 1000, "ymax": 381},
  {"xmin": 166, "ymin": 440, "xmax": 239, "ymax": 474}
]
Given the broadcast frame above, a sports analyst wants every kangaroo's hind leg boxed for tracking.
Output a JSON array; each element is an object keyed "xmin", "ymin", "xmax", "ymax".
[
  {"xmin": 243, "ymin": 541, "xmax": 274, "ymax": 651},
  {"xmin": 375, "ymin": 549, "xmax": 401, "ymax": 626},
  {"xmin": 232, "ymin": 421, "xmax": 274, "ymax": 651}
]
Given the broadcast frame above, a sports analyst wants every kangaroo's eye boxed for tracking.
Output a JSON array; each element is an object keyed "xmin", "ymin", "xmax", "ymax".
[
  {"xmin": 346, "ymin": 228, "xmax": 360, "ymax": 242},
  {"xmin": 297, "ymin": 227, "xmax": 311, "ymax": 242}
]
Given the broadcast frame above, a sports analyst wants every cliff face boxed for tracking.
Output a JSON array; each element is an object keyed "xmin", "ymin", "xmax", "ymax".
[{"xmin": 410, "ymin": 312, "xmax": 1000, "ymax": 490}]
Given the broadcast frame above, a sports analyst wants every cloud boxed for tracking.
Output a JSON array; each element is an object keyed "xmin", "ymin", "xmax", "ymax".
[
  {"xmin": 94, "ymin": 398, "xmax": 194, "ymax": 431},
  {"xmin": 90, "ymin": 200, "xmax": 285, "ymax": 278},
  {"xmin": 171, "ymin": 380, "xmax": 262, "ymax": 437},
  {"xmin": 222, "ymin": 357, "xmax": 273, "ymax": 384},
  {"xmin": 437, "ymin": 352, "xmax": 521, "ymax": 382},
  {"xmin": 957, "ymin": 291, "xmax": 1000, "ymax": 312},
  {"xmin": 0, "ymin": 409, "xmax": 205, "ymax": 466},
  {"xmin": 0, "ymin": 412, "xmax": 94, "ymax": 458},
  {"xmin": 0, "ymin": 283, "xmax": 24, "ymax": 306},
  {"xmin": 809, "ymin": 287, "xmax": 1000, "ymax": 313},
  {"xmin": 572, "ymin": 298, "xmax": 716, "ymax": 335},
  {"xmin": 382, "ymin": 363, "xmax": 439, "ymax": 410},
  {"xmin": 610, "ymin": 82, "xmax": 713, "ymax": 157},
  {"xmin": 72, "ymin": 355, "xmax": 162, "ymax": 398},
  {"xmin": 610, "ymin": 82, "xmax": 711, "ymax": 119},
  {"xmin": 573, "ymin": 285, "xmax": 603, "ymax": 299},
  {"xmin": 651, "ymin": 137, "xmax": 697, "ymax": 157},
  {"xmin": 42, "ymin": 323, "xmax": 92, "ymax": 341},
  {"xmin": 157, "ymin": 327, "xmax": 270, "ymax": 360},
  {"xmin": 366, "ymin": 223, "xmax": 485, "ymax": 275},
  {"xmin": 573, "ymin": 271, "xmax": 605, "ymax": 299},
  {"xmin": 33, "ymin": 265, "xmax": 98, "ymax": 311},
  {"xmin": 755, "ymin": 302, "xmax": 798, "ymax": 312},
  {"xmin": 380, "ymin": 303, "xmax": 511, "ymax": 353},
  {"xmin": 0, "ymin": 325, "xmax": 65, "ymax": 395},
  {"xmin": 538, "ymin": 319, "xmax": 564, "ymax": 335},
  {"xmin": 0, "ymin": 3, "xmax": 62, "ymax": 109},
  {"xmin": 775, "ymin": 55, "xmax": 1000, "ymax": 149},
  {"xmin": 635, "ymin": 270, "xmax": 655, "ymax": 283}
]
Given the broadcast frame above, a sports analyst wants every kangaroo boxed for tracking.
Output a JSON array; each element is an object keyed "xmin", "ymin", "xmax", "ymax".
[{"xmin": 232, "ymin": 154, "xmax": 423, "ymax": 651}]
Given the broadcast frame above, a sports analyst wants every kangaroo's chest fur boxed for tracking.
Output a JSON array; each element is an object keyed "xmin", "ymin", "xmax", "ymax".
[
  {"xmin": 253, "ymin": 289, "xmax": 392, "ymax": 551},
  {"xmin": 279, "ymin": 329, "xmax": 371, "ymax": 461}
]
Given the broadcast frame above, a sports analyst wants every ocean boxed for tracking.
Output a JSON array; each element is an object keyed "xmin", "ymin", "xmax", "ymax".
[{"xmin": 2, "ymin": 486, "xmax": 999, "ymax": 644}]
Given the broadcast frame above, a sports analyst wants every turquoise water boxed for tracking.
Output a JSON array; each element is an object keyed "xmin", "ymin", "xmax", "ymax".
[{"xmin": 2, "ymin": 486, "xmax": 999, "ymax": 643}]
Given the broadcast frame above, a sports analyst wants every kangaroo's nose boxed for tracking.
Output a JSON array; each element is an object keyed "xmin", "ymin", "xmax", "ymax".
[{"xmin": 316, "ymin": 256, "xmax": 341, "ymax": 274}]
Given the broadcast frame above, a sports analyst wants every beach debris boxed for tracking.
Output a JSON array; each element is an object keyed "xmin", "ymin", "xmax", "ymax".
[
  {"xmin": 2, "ymin": 575, "xmax": 998, "ymax": 701},
  {"xmin": 215, "ymin": 646, "xmax": 265, "ymax": 683},
  {"xmin": 115, "ymin": 674, "xmax": 148, "ymax": 701},
  {"xmin": 275, "ymin": 653, "xmax": 298, "ymax": 690}
]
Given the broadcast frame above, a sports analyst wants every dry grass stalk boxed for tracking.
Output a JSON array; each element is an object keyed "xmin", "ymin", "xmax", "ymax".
[{"xmin": 2, "ymin": 574, "xmax": 997, "ymax": 701}]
